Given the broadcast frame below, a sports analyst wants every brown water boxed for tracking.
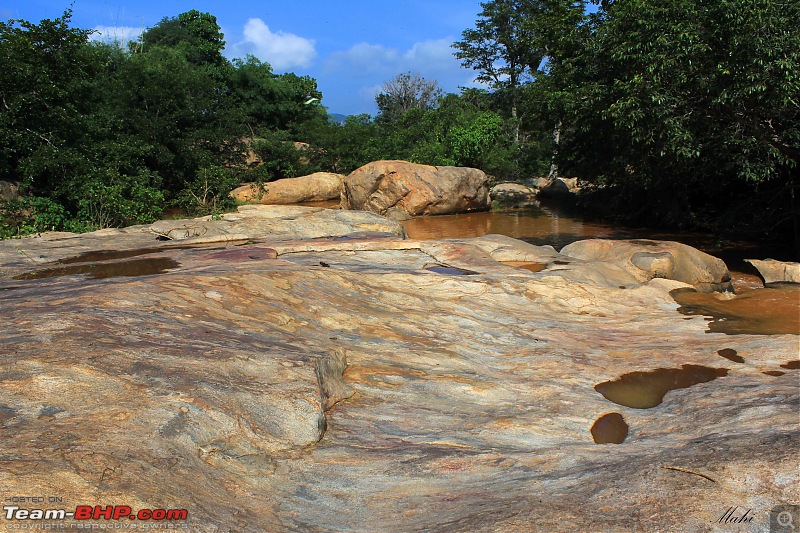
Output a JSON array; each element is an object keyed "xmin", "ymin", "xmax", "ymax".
[
  {"xmin": 501, "ymin": 261, "xmax": 547, "ymax": 273},
  {"xmin": 403, "ymin": 206, "xmax": 623, "ymax": 248},
  {"xmin": 595, "ymin": 365, "xmax": 729, "ymax": 409},
  {"xmin": 672, "ymin": 284, "xmax": 800, "ymax": 335},
  {"xmin": 590, "ymin": 413, "xmax": 629, "ymax": 444},
  {"xmin": 717, "ymin": 349, "xmax": 745, "ymax": 363},
  {"xmin": 424, "ymin": 264, "xmax": 478, "ymax": 276},
  {"xmin": 15, "ymin": 257, "xmax": 180, "ymax": 280},
  {"xmin": 401, "ymin": 204, "xmax": 791, "ymax": 264}
]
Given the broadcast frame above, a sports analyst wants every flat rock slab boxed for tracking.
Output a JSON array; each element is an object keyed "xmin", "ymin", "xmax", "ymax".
[{"xmin": 0, "ymin": 214, "xmax": 797, "ymax": 532}]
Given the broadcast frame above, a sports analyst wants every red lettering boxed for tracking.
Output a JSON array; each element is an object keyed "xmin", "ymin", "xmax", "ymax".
[
  {"xmin": 138, "ymin": 509, "xmax": 152, "ymax": 520},
  {"xmin": 113, "ymin": 506, "xmax": 132, "ymax": 520},
  {"xmin": 151, "ymin": 509, "xmax": 167, "ymax": 520},
  {"xmin": 93, "ymin": 505, "xmax": 114, "ymax": 519},
  {"xmin": 167, "ymin": 509, "xmax": 188, "ymax": 520},
  {"xmin": 74, "ymin": 506, "xmax": 93, "ymax": 520}
]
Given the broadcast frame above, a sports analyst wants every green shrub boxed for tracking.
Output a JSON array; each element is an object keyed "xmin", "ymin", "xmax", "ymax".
[{"xmin": 176, "ymin": 165, "xmax": 238, "ymax": 217}]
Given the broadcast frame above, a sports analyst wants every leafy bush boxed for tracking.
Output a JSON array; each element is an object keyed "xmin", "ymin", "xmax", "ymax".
[
  {"xmin": 176, "ymin": 165, "xmax": 238, "ymax": 217},
  {"xmin": 0, "ymin": 196, "xmax": 70, "ymax": 238}
]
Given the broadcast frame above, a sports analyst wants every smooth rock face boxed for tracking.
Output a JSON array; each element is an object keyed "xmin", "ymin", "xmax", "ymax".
[
  {"xmin": 490, "ymin": 182, "xmax": 538, "ymax": 208},
  {"xmin": 561, "ymin": 238, "xmax": 733, "ymax": 292},
  {"xmin": 0, "ymin": 212, "xmax": 796, "ymax": 533},
  {"xmin": 0, "ymin": 180, "xmax": 18, "ymax": 200},
  {"xmin": 231, "ymin": 172, "xmax": 344, "ymax": 204},
  {"xmin": 745, "ymin": 258, "xmax": 800, "ymax": 284},
  {"xmin": 341, "ymin": 160, "xmax": 490, "ymax": 218},
  {"xmin": 536, "ymin": 176, "xmax": 580, "ymax": 197}
]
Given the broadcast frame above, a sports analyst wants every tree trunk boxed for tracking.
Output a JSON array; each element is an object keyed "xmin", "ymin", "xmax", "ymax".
[
  {"xmin": 511, "ymin": 103, "xmax": 520, "ymax": 144},
  {"xmin": 549, "ymin": 122, "xmax": 562, "ymax": 177}
]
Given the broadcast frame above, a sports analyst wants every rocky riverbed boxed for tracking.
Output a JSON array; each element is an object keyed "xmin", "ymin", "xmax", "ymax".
[{"xmin": 0, "ymin": 205, "xmax": 797, "ymax": 532}]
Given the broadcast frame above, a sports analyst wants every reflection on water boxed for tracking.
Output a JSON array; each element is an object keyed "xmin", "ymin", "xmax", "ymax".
[
  {"xmin": 595, "ymin": 365, "xmax": 728, "ymax": 409},
  {"xmin": 403, "ymin": 205, "xmax": 623, "ymax": 249},
  {"xmin": 400, "ymin": 203, "xmax": 793, "ymax": 277},
  {"xmin": 590, "ymin": 412, "xmax": 629, "ymax": 444},
  {"xmin": 15, "ymin": 257, "xmax": 180, "ymax": 280},
  {"xmin": 672, "ymin": 284, "xmax": 800, "ymax": 335}
]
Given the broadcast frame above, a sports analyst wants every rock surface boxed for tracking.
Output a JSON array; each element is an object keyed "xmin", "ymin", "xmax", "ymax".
[
  {"xmin": 535, "ymin": 176, "xmax": 580, "ymax": 198},
  {"xmin": 490, "ymin": 182, "xmax": 538, "ymax": 208},
  {"xmin": 341, "ymin": 160, "xmax": 490, "ymax": 219},
  {"xmin": 745, "ymin": 258, "xmax": 800, "ymax": 284},
  {"xmin": 0, "ymin": 180, "xmax": 18, "ymax": 200},
  {"xmin": 231, "ymin": 172, "xmax": 344, "ymax": 204},
  {"xmin": 561, "ymin": 238, "xmax": 733, "ymax": 292},
  {"xmin": 0, "ymin": 210, "xmax": 796, "ymax": 532}
]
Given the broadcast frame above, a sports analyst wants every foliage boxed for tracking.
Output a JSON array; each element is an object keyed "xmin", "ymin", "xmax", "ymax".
[
  {"xmin": 250, "ymin": 132, "xmax": 307, "ymax": 183},
  {"xmin": 551, "ymin": 0, "xmax": 799, "ymax": 241},
  {"xmin": 0, "ymin": 196, "xmax": 70, "ymax": 238},
  {"xmin": 375, "ymin": 72, "xmax": 443, "ymax": 122},
  {"xmin": 175, "ymin": 166, "xmax": 238, "ymax": 217}
]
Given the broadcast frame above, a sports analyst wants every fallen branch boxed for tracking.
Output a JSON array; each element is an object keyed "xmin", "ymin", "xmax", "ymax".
[{"xmin": 661, "ymin": 465, "xmax": 717, "ymax": 483}]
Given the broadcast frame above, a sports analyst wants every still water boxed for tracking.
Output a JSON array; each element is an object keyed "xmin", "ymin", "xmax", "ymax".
[{"xmin": 401, "ymin": 202, "xmax": 792, "ymax": 270}]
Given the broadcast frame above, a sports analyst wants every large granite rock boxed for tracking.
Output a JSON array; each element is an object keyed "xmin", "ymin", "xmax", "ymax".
[
  {"xmin": 745, "ymin": 258, "xmax": 800, "ymax": 284},
  {"xmin": 490, "ymin": 182, "xmax": 538, "ymax": 208},
  {"xmin": 230, "ymin": 172, "xmax": 344, "ymax": 204},
  {"xmin": 0, "ymin": 180, "xmax": 18, "ymax": 200},
  {"xmin": 561, "ymin": 238, "xmax": 733, "ymax": 292},
  {"xmin": 535, "ymin": 176, "xmax": 580, "ymax": 198},
  {"xmin": 0, "ymin": 216, "xmax": 796, "ymax": 532},
  {"xmin": 341, "ymin": 160, "xmax": 490, "ymax": 220}
]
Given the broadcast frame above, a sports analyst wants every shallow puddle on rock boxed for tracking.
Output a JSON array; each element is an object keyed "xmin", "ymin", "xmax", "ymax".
[
  {"xmin": 57, "ymin": 247, "xmax": 167, "ymax": 264},
  {"xmin": 717, "ymin": 348, "xmax": 744, "ymax": 363},
  {"xmin": 671, "ymin": 284, "xmax": 800, "ymax": 335},
  {"xmin": 501, "ymin": 261, "xmax": 546, "ymax": 273},
  {"xmin": 55, "ymin": 242, "xmax": 238, "ymax": 265},
  {"xmin": 595, "ymin": 364, "xmax": 728, "ymax": 409},
  {"xmin": 15, "ymin": 257, "xmax": 180, "ymax": 280},
  {"xmin": 424, "ymin": 264, "xmax": 478, "ymax": 276},
  {"xmin": 780, "ymin": 360, "xmax": 800, "ymax": 369},
  {"xmin": 590, "ymin": 413, "xmax": 629, "ymax": 444}
]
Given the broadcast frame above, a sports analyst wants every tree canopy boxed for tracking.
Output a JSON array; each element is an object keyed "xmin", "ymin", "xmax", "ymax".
[{"xmin": 1, "ymin": 4, "xmax": 796, "ymax": 250}]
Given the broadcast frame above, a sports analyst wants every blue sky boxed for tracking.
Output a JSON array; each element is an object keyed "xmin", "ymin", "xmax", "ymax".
[{"xmin": 0, "ymin": 1, "xmax": 488, "ymax": 115}]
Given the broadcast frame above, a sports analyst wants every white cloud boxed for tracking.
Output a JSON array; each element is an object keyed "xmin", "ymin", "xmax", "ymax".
[
  {"xmin": 403, "ymin": 39, "xmax": 458, "ymax": 71},
  {"xmin": 324, "ymin": 38, "xmax": 465, "ymax": 84},
  {"xmin": 231, "ymin": 18, "xmax": 316, "ymax": 71},
  {"xmin": 90, "ymin": 25, "xmax": 144, "ymax": 46},
  {"xmin": 326, "ymin": 43, "xmax": 399, "ymax": 75}
]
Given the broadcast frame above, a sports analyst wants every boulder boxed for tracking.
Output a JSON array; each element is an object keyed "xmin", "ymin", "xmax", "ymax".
[
  {"xmin": 490, "ymin": 182, "xmax": 538, "ymax": 208},
  {"xmin": 0, "ymin": 180, "xmax": 18, "ymax": 201},
  {"xmin": 745, "ymin": 258, "xmax": 800, "ymax": 284},
  {"xmin": 537, "ymin": 176, "xmax": 580, "ymax": 198},
  {"xmin": 560, "ymin": 238, "xmax": 732, "ymax": 292},
  {"xmin": 341, "ymin": 160, "xmax": 490, "ymax": 219},
  {"xmin": 231, "ymin": 172, "xmax": 344, "ymax": 204}
]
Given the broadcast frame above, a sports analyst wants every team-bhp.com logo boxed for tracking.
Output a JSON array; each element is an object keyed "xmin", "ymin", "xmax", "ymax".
[{"xmin": 4, "ymin": 505, "xmax": 188, "ymax": 522}]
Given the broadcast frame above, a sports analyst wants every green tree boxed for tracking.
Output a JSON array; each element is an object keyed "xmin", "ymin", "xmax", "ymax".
[
  {"xmin": 555, "ymin": 0, "xmax": 799, "ymax": 246},
  {"xmin": 375, "ymin": 72, "xmax": 443, "ymax": 122},
  {"xmin": 229, "ymin": 56, "xmax": 324, "ymax": 135},
  {"xmin": 139, "ymin": 10, "xmax": 226, "ymax": 66},
  {"xmin": 454, "ymin": 0, "xmax": 585, "ymax": 143},
  {"xmin": 0, "ymin": 9, "xmax": 94, "ymax": 193}
]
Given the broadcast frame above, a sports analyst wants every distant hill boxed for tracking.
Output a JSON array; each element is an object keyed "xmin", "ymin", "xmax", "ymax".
[{"xmin": 329, "ymin": 113, "xmax": 348, "ymax": 125}]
